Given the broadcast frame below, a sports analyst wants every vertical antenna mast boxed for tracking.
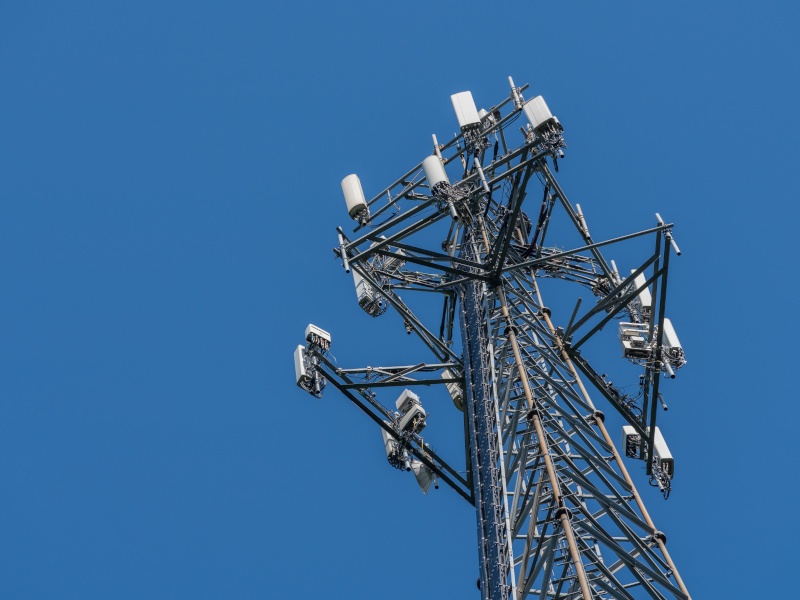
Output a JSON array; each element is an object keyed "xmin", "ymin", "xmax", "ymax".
[{"xmin": 295, "ymin": 78, "xmax": 691, "ymax": 599}]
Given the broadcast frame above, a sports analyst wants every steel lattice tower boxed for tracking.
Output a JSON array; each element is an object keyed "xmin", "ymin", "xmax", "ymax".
[{"xmin": 295, "ymin": 78, "xmax": 691, "ymax": 599}]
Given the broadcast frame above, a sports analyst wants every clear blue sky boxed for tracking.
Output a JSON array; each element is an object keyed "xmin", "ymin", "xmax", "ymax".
[{"xmin": 2, "ymin": 2, "xmax": 798, "ymax": 598}]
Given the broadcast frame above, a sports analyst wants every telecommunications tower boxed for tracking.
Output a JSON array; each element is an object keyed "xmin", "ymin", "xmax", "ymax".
[{"xmin": 294, "ymin": 78, "xmax": 691, "ymax": 599}]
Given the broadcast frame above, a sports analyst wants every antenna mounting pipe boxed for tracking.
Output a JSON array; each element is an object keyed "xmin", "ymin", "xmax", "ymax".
[
  {"xmin": 663, "ymin": 361, "xmax": 675, "ymax": 379},
  {"xmin": 655, "ymin": 213, "xmax": 681, "ymax": 255},
  {"xmin": 473, "ymin": 156, "xmax": 491, "ymax": 196},
  {"xmin": 447, "ymin": 201, "xmax": 459, "ymax": 221},
  {"xmin": 337, "ymin": 230, "xmax": 350, "ymax": 273},
  {"xmin": 508, "ymin": 75, "xmax": 523, "ymax": 109},
  {"xmin": 432, "ymin": 134, "xmax": 443, "ymax": 161},
  {"xmin": 667, "ymin": 235, "xmax": 681, "ymax": 256},
  {"xmin": 576, "ymin": 203, "xmax": 590, "ymax": 237}
]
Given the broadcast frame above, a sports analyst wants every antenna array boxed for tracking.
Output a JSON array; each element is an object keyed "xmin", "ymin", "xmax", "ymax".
[{"xmin": 296, "ymin": 78, "xmax": 691, "ymax": 599}]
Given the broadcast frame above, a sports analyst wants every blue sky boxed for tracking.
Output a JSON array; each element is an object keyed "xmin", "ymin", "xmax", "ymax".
[{"xmin": 2, "ymin": 2, "xmax": 798, "ymax": 598}]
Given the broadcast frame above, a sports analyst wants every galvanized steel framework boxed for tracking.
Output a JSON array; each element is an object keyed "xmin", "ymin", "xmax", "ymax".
[{"xmin": 297, "ymin": 79, "xmax": 691, "ymax": 599}]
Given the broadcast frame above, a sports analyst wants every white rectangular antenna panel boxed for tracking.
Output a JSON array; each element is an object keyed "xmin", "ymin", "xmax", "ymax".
[
  {"xmin": 450, "ymin": 91, "xmax": 481, "ymax": 131},
  {"xmin": 622, "ymin": 425, "xmax": 674, "ymax": 478},
  {"xmin": 305, "ymin": 324, "xmax": 331, "ymax": 345},
  {"xmin": 662, "ymin": 318, "xmax": 682, "ymax": 351},
  {"xmin": 294, "ymin": 345, "xmax": 308, "ymax": 385},
  {"xmin": 352, "ymin": 270, "xmax": 373, "ymax": 304},
  {"xmin": 622, "ymin": 425, "xmax": 639, "ymax": 458},
  {"xmin": 631, "ymin": 270, "xmax": 652, "ymax": 318},
  {"xmin": 619, "ymin": 322, "xmax": 650, "ymax": 359},
  {"xmin": 381, "ymin": 427, "xmax": 397, "ymax": 457},
  {"xmin": 396, "ymin": 389, "xmax": 425, "ymax": 433},
  {"xmin": 398, "ymin": 403, "xmax": 426, "ymax": 433},
  {"xmin": 523, "ymin": 96, "xmax": 554, "ymax": 130},
  {"xmin": 395, "ymin": 389, "xmax": 420, "ymax": 412},
  {"xmin": 652, "ymin": 427, "xmax": 674, "ymax": 478}
]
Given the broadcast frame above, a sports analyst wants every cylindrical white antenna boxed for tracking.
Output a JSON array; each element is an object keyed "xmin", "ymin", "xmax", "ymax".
[
  {"xmin": 450, "ymin": 92, "xmax": 481, "ymax": 131},
  {"xmin": 422, "ymin": 155, "xmax": 449, "ymax": 188},
  {"xmin": 341, "ymin": 174, "xmax": 368, "ymax": 220},
  {"xmin": 523, "ymin": 96, "xmax": 556, "ymax": 131}
]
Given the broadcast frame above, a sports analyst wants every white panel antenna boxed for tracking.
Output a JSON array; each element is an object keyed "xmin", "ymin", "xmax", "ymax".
[
  {"xmin": 305, "ymin": 324, "xmax": 331, "ymax": 351},
  {"xmin": 523, "ymin": 96, "xmax": 559, "ymax": 132},
  {"xmin": 293, "ymin": 345, "xmax": 307, "ymax": 385},
  {"xmin": 298, "ymin": 76, "xmax": 691, "ymax": 599},
  {"xmin": 631, "ymin": 270, "xmax": 653, "ymax": 321},
  {"xmin": 450, "ymin": 91, "xmax": 481, "ymax": 131}
]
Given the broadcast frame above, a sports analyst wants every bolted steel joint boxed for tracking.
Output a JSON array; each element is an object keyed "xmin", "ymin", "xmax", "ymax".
[{"xmin": 554, "ymin": 506, "xmax": 573, "ymax": 521}]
